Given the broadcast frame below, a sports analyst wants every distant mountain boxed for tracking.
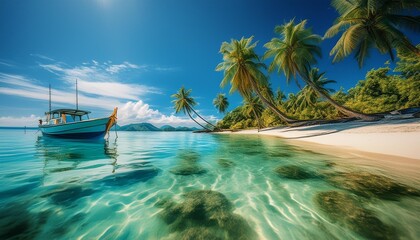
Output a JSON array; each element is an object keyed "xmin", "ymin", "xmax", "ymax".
[
  {"xmin": 175, "ymin": 126, "xmax": 199, "ymax": 131},
  {"xmin": 118, "ymin": 123, "xmax": 160, "ymax": 131},
  {"xmin": 160, "ymin": 125, "xmax": 176, "ymax": 131},
  {"xmin": 117, "ymin": 123, "xmax": 198, "ymax": 131}
]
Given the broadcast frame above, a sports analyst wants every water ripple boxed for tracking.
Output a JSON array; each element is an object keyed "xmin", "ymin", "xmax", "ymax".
[{"xmin": 0, "ymin": 130, "xmax": 419, "ymax": 239}]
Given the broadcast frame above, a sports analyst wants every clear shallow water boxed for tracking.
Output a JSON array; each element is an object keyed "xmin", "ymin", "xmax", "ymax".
[{"xmin": 0, "ymin": 129, "xmax": 419, "ymax": 240}]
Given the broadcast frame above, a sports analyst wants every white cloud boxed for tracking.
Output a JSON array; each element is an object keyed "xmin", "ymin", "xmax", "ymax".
[
  {"xmin": 0, "ymin": 58, "xmax": 189, "ymax": 127},
  {"xmin": 153, "ymin": 66, "xmax": 179, "ymax": 72},
  {"xmin": 105, "ymin": 61, "xmax": 141, "ymax": 74},
  {"xmin": 30, "ymin": 54, "xmax": 55, "ymax": 61},
  {"xmin": 0, "ymin": 73, "xmax": 123, "ymax": 109},
  {"xmin": 0, "ymin": 60, "xmax": 15, "ymax": 67},
  {"xmin": 117, "ymin": 100, "xmax": 215, "ymax": 127},
  {"xmin": 0, "ymin": 114, "xmax": 41, "ymax": 127},
  {"xmin": 39, "ymin": 61, "xmax": 160, "ymax": 99}
]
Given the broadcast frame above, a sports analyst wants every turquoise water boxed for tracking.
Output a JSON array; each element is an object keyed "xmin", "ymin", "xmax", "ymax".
[{"xmin": 0, "ymin": 129, "xmax": 419, "ymax": 239}]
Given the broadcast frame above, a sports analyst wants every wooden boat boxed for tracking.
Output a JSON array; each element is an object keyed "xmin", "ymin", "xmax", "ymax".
[
  {"xmin": 39, "ymin": 108, "xmax": 117, "ymax": 138},
  {"xmin": 38, "ymin": 81, "xmax": 117, "ymax": 139}
]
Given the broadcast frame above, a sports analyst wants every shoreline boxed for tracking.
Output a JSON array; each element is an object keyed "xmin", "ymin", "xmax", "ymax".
[{"xmin": 217, "ymin": 118, "xmax": 420, "ymax": 160}]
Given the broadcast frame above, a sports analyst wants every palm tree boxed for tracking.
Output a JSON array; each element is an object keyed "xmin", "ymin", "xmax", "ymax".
[
  {"xmin": 295, "ymin": 87, "xmax": 317, "ymax": 111},
  {"xmin": 171, "ymin": 87, "xmax": 212, "ymax": 131},
  {"xmin": 285, "ymin": 93, "xmax": 298, "ymax": 112},
  {"xmin": 325, "ymin": 0, "xmax": 420, "ymax": 67},
  {"xmin": 213, "ymin": 93, "xmax": 229, "ymax": 114},
  {"xmin": 264, "ymin": 19, "xmax": 378, "ymax": 121},
  {"xmin": 242, "ymin": 95, "xmax": 265, "ymax": 132},
  {"xmin": 274, "ymin": 88, "xmax": 286, "ymax": 106},
  {"xmin": 216, "ymin": 36, "xmax": 296, "ymax": 125},
  {"xmin": 295, "ymin": 68, "xmax": 337, "ymax": 110}
]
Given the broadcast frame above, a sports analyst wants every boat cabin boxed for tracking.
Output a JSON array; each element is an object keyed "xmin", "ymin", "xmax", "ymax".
[{"xmin": 45, "ymin": 109, "xmax": 91, "ymax": 125}]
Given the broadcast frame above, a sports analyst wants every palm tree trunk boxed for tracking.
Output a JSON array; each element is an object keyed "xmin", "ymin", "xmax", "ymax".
[
  {"xmin": 249, "ymin": 78, "xmax": 296, "ymax": 125},
  {"xmin": 303, "ymin": 76, "xmax": 380, "ymax": 121},
  {"xmin": 252, "ymin": 109, "xmax": 262, "ymax": 132},
  {"xmin": 187, "ymin": 111, "xmax": 212, "ymax": 131},
  {"xmin": 189, "ymin": 107, "xmax": 219, "ymax": 130}
]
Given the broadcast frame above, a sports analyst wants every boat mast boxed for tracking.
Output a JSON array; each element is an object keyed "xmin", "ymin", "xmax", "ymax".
[
  {"xmin": 49, "ymin": 84, "xmax": 51, "ymax": 113},
  {"xmin": 76, "ymin": 79, "xmax": 78, "ymax": 110}
]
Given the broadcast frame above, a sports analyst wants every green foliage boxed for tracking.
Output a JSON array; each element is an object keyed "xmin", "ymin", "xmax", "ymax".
[
  {"xmin": 395, "ymin": 44, "xmax": 420, "ymax": 79},
  {"xmin": 345, "ymin": 66, "xmax": 420, "ymax": 113},
  {"xmin": 216, "ymin": 106, "xmax": 259, "ymax": 130},
  {"xmin": 171, "ymin": 87, "xmax": 196, "ymax": 114},
  {"xmin": 172, "ymin": 87, "xmax": 213, "ymax": 131},
  {"xmin": 264, "ymin": 19, "xmax": 322, "ymax": 84},
  {"xmin": 218, "ymin": 56, "xmax": 420, "ymax": 129},
  {"xmin": 216, "ymin": 36, "xmax": 268, "ymax": 98},
  {"xmin": 325, "ymin": 0, "xmax": 420, "ymax": 67},
  {"xmin": 213, "ymin": 93, "xmax": 229, "ymax": 114}
]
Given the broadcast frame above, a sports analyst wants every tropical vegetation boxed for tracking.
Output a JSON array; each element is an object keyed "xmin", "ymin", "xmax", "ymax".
[
  {"xmin": 216, "ymin": 50, "xmax": 420, "ymax": 130},
  {"xmin": 215, "ymin": 37, "xmax": 295, "ymax": 125},
  {"xmin": 324, "ymin": 0, "xmax": 420, "ymax": 67},
  {"xmin": 264, "ymin": 19, "xmax": 377, "ymax": 120},
  {"xmin": 172, "ymin": 87, "xmax": 217, "ymax": 131},
  {"xmin": 173, "ymin": 0, "xmax": 419, "ymax": 131},
  {"xmin": 213, "ymin": 93, "xmax": 229, "ymax": 114},
  {"xmin": 242, "ymin": 95, "xmax": 265, "ymax": 131}
]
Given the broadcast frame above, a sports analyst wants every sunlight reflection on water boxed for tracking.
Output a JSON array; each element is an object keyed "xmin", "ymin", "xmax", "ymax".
[{"xmin": 0, "ymin": 130, "xmax": 419, "ymax": 239}]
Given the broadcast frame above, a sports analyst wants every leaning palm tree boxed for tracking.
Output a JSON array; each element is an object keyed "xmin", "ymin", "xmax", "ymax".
[
  {"xmin": 213, "ymin": 93, "xmax": 229, "ymax": 114},
  {"xmin": 171, "ymin": 87, "xmax": 212, "ymax": 131},
  {"xmin": 295, "ymin": 68, "xmax": 337, "ymax": 110},
  {"xmin": 264, "ymin": 19, "xmax": 377, "ymax": 121},
  {"xmin": 242, "ymin": 95, "xmax": 265, "ymax": 132},
  {"xmin": 216, "ymin": 36, "xmax": 296, "ymax": 125},
  {"xmin": 325, "ymin": 0, "xmax": 420, "ymax": 67}
]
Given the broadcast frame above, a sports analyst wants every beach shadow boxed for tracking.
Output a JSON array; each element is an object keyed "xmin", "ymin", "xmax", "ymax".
[
  {"xmin": 260, "ymin": 118, "xmax": 420, "ymax": 139},
  {"xmin": 263, "ymin": 117, "xmax": 419, "ymax": 136}
]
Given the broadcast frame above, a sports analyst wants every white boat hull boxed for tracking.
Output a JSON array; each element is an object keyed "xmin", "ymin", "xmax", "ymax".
[{"xmin": 39, "ymin": 117, "xmax": 112, "ymax": 138}]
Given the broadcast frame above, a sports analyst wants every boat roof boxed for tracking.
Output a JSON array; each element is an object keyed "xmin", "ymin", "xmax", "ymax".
[{"xmin": 46, "ymin": 109, "xmax": 91, "ymax": 116}]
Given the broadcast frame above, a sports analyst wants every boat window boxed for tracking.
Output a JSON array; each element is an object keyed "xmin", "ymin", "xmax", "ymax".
[
  {"xmin": 80, "ymin": 114, "xmax": 88, "ymax": 121},
  {"xmin": 67, "ymin": 115, "xmax": 75, "ymax": 123}
]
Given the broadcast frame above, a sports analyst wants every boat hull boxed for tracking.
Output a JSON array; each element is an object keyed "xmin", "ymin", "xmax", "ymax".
[{"xmin": 39, "ymin": 117, "xmax": 111, "ymax": 139}]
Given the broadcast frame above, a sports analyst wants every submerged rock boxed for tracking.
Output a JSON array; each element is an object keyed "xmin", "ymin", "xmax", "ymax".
[
  {"xmin": 169, "ymin": 150, "xmax": 207, "ymax": 176},
  {"xmin": 157, "ymin": 190, "xmax": 256, "ymax": 240},
  {"xmin": 0, "ymin": 202, "xmax": 50, "ymax": 240},
  {"xmin": 41, "ymin": 185, "xmax": 95, "ymax": 206},
  {"xmin": 327, "ymin": 172, "xmax": 420, "ymax": 200},
  {"xmin": 163, "ymin": 226, "xmax": 224, "ymax": 240},
  {"xmin": 275, "ymin": 165, "xmax": 318, "ymax": 180},
  {"xmin": 314, "ymin": 191, "xmax": 397, "ymax": 240},
  {"xmin": 178, "ymin": 151, "xmax": 200, "ymax": 163},
  {"xmin": 217, "ymin": 158, "xmax": 235, "ymax": 168}
]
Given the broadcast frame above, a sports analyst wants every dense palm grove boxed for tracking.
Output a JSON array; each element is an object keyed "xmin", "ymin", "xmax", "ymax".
[
  {"xmin": 173, "ymin": 0, "xmax": 420, "ymax": 131},
  {"xmin": 217, "ymin": 48, "xmax": 420, "ymax": 130}
]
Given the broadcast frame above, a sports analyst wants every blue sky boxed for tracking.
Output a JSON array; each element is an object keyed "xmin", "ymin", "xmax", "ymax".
[{"xmin": 0, "ymin": 0, "xmax": 418, "ymax": 127}]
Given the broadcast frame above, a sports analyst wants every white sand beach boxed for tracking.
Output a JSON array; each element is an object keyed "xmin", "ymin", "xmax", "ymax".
[{"xmin": 221, "ymin": 118, "xmax": 420, "ymax": 161}]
